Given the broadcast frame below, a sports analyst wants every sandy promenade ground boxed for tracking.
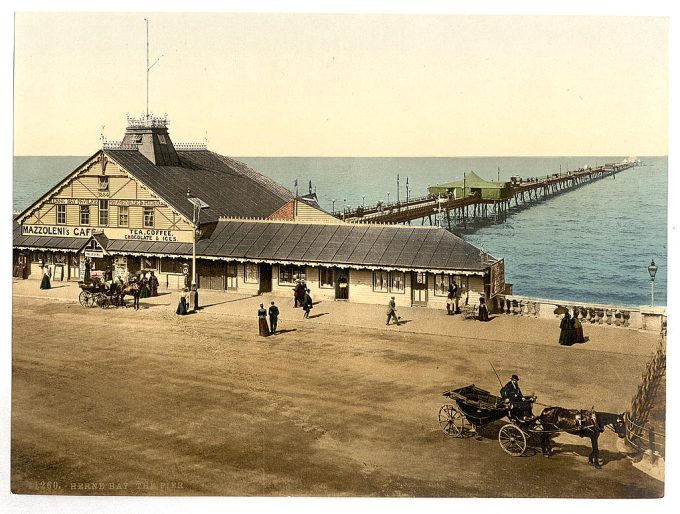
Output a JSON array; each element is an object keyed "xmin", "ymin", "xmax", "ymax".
[{"xmin": 11, "ymin": 280, "xmax": 664, "ymax": 497}]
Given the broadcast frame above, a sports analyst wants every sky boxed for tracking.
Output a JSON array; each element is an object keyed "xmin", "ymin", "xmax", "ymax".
[{"xmin": 12, "ymin": 11, "xmax": 668, "ymax": 157}]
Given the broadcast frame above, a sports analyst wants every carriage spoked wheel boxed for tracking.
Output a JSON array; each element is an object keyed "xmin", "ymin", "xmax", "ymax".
[
  {"xmin": 95, "ymin": 294, "xmax": 110, "ymax": 309},
  {"xmin": 438, "ymin": 404, "xmax": 466, "ymax": 437},
  {"xmin": 79, "ymin": 291, "xmax": 97, "ymax": 308},
  {"xmin": 498, "ymin": 424, "xmax": 527, "ymax": 456}
]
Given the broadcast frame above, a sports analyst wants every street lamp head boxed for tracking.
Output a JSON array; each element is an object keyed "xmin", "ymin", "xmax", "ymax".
[
  {"xmin": 186, "ymin": 188, "xmax": 191, "ymax": 198},
  {"xmin": 648, "ymin": 259, "xmax": 658, "ymax": 281}
]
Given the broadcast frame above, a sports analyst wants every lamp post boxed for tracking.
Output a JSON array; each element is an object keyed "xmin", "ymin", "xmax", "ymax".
[
  {"xmin": 397, "ymin": 174, "xmax": 400, "ymax": 203},
  {"xmin": 186, "ymin": 189, "xmax": 209, "ymax": 289},
  {"xmin": 332, "ymin": 199, "xmax": 336, "ymax": 214},
  {"xmin": 387, "ymin": 191, "xmax": 390, "ymax": 204},
  {"xmin": 648, "ymin": 259, "xmax": 658, "ymax": 307},
  {"xmin": 362, "ymin": 195, "xmax": 365, "ymax": 208}
]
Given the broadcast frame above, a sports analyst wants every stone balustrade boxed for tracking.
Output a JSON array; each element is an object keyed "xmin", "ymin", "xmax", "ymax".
[{"xmin": 493, "ymin": 294, "xmax": 666, "ymax": 332}]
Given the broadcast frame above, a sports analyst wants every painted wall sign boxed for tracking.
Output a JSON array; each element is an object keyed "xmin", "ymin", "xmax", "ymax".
[
  {"xmin": 48, "ymin": 198, "xmax": 99, "ymax": 205},
  {"xmin": 21, "ymin": 225, "xmax": 193, "ymax": 243},
  {"xmin": 124, "ymin": 229, "xmax": 179, "ymax": 242},
  {"xmin": 490, "ymin": 258, "xmax": 505, "ymax": 298},
  {"xmin": 84, "ymin": 250, "xmax": 105, "ymax": 258},
  {"xmin": 47, "ymin": 198, "xmax": 162, "ymax": 207},
  {"xmin": 21, "ymin": 225, "xmax": 97, "ymax": 238},
  {"xmin": 110, "ymin": 199, "xmax": 163, "ymax": 207}
]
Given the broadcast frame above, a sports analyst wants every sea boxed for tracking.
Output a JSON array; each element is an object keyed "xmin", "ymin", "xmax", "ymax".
[{"xmin": 13, "ymin": 155, "xmax": 668, "ymax": 308}]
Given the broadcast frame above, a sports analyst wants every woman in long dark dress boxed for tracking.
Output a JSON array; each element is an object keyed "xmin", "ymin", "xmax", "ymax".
[
  {"xmin": 558, "ymin": 313, "xmax": 572, "ymax": 345},
  {"xmin": 258, "ymin": 304, "xmax": 271, "ymax": 336},
  {"xmin": 477, "ymin": 297, "xmax": 489, "ymax": 321},
  {"xmin": 573, "ymin": 313, "xmax": 585, "ymax": 343},
  {"xmin": 39, "ymin": 264, "xmax": 51, "ymax": 290}
]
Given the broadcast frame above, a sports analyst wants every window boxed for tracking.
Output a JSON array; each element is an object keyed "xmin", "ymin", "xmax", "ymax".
[
  {"xmin": 99, "ymin": 200, "xmax": 109, "ymax": 226},
  {"xmin": 434, "ymin": 274, "xmax": 461, "ymax": 296},
  {"xmin": 279, "ymin": 264, "xmax": 306, "ymax": 285},
  {"xmin": 132, "ymin": 135, "xmax": 143, "ymax": 144},
  {"xmin": 434, "ymin": 273, "xmax": 450, "ymax": 296},
  {"xmin": 158, "ymin": 134, "xmax": 167, "ymax": 144},
  {"xmin": 56, "ymin": 204, "xmax": 66, "ymax": 225},
  {"xmin": 98, "ymin": 176, "xmax": 109, "ymax": 191},
  {"xmin": 244, "ymin": 263, "xmax": 259, "ymax": 283},
  {"xmin": 373, "ymin": 270, "xmax": 389, "ymax": 292},
  {"xmin": 144, "ymin": 207, "xmax": 154, "ymax": 227},
  {"xmin": 118, "ymin": 206, "xmax": 129, "ymax": 227},
  {"xmin": 319, "ymin": 267, "xmax": 335, "ymax": 288},
  {"xmin": 141, "ymin": 256, "xmax": 157, "ymax": 270},
  {"xmin": 390, "ymin": 272, "xmax": 405, "ymax": 293},
  {"xmin": 31, "ymin": 251, "xmax": 44, "ymax": 263},
  {"xmin": 160, "ymin": 258, "xmax": 187, "ymax": 274},
  {"xmin": 80, "ymin": 205, "xmax": 90, "ymax": 225},
  {"xmin": 373, "ymin": 270, "xmax": 404, "ymax": 293}
]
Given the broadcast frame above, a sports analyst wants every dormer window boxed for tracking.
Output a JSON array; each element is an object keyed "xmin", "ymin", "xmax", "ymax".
[
  {"xmin": 132, "ymin": 135, "xmax": 143, "ymax": 144},
  {"xmin": 158, "ymin": 134, "xmax": 167, "ymax": 145}
]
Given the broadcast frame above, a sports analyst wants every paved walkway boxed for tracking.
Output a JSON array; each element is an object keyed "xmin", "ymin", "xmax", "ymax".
[{"xmin": 13, "ymin": 278, "xmax": 659, "ymax": 357}]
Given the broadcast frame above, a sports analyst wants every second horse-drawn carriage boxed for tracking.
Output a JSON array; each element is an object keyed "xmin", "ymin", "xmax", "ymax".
[{"xmin": 438, "ymin": 384, "xmax": 626, "ymax": 467}]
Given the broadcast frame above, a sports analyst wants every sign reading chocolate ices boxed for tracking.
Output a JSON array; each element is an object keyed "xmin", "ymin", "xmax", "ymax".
[
  {"xmin": 21, "ymin": 225, "xmax": 193, "ymax": 243},
  {"xmin": 123, "ymin": 229, "xmax": 180, "ymax": 242}
]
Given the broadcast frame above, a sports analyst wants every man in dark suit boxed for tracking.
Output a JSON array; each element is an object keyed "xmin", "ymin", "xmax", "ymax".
[
  {"xmin": 500, "ymin": 374, "xmax": 536, "ymax": 420},
  {"xmin": 268, "ymin": 301, "xmax": 280, "ymax": 334}
]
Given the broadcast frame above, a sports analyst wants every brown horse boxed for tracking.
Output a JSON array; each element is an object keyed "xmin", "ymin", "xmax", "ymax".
[
  {"xmin": 118, "ymin": 282, "xmax": 142, "ymax": 310},
  {"xmin": 538, "ymin": 407, "xmax": 626, "ymax": 468}
]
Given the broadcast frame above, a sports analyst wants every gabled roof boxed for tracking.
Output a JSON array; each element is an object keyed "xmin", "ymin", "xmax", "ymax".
[
  {"xmin": 430, "ymin": 171, "xmax": 506, "ymax": 190},
  {"xmin": 104, "ymin": 149, "xmax": 294, "ymax": 223}
]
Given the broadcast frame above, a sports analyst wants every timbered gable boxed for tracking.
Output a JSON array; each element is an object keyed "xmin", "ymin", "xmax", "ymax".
[{"xmin": 17, "ymin": 150, "xmax": 194, "ymax": 242}]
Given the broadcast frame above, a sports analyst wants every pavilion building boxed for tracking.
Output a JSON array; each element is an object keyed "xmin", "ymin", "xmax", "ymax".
[{"xmin": 13, "ymin": 115, "xmax": 505, "ymax": 309}]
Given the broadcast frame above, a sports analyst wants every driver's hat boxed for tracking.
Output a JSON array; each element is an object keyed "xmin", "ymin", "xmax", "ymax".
[{"xmin": 511, "ymin": 374, "xmax": 519, "ymax": 380}]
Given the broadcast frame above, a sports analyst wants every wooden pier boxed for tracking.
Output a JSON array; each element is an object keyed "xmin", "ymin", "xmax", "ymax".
[{"xmin": 338, "ymin": 161, "xmax": 637, "ymax": 228}]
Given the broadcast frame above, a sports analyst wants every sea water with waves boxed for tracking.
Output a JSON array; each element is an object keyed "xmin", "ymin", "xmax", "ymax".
[{"xmin": 13, "ymin": 155, "xmax": 667, "ymax": 307}]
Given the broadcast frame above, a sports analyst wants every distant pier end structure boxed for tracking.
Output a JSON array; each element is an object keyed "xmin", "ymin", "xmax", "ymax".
[
  {"xmin": 13, "ymin": 114, "xmax": 504, "ymax": 310},
  {"xmin": 342, "ymin": 160, "xmax": 638, "ymax": 228}
]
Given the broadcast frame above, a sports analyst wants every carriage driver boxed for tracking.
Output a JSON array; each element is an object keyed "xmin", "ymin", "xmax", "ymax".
[{"xmin": 500, "ymin": 374, "xmax": 537, "ymax": 421}]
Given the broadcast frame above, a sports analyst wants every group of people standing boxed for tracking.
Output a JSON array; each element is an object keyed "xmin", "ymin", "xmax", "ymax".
[
  {"xmin": 445, "ymin": 281, "xmax": 489, "ymax": 322},
  {"xmin": 445, "ymin": 281, "xmax": 460, "ymax": 315},
  {"xmin": 258, "ymin": 301, "xmax": 280, "ymax": 337},
  {"xmin": 558, "ymin": 312, "xmax": 585, "ymax": 345},
  {"xmin": 293, "ymin": 280, "xmax": 314, "ymax": 319}
]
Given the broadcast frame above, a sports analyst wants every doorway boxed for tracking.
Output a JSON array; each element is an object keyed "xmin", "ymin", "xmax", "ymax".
[
  {"xmin": 259, "ymin": 264, "xmax": 272, "ymax": 293},
  {"xmin": 411, "ymin": 272, "xmax": 428, "ymax": 306},
  {"xmin": 336, "ymin": 270, "xmax": 349, "ymax": 300}
]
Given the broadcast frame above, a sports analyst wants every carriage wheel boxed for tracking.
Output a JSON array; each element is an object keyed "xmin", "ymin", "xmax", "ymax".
[
  {"xmin": 79, "ymin": 291, "xmax": 89, "ymax": 307},
  {"xmin": 498, "ymin": 424, "xmax": 527, "ymax": 456},
  {"xmin": 438, "ymin": 404, "xmax": 466, "ymax": 437},
  {"xmin": 96, "ymin": 294, "xmax": 110, "ymax": 309}
]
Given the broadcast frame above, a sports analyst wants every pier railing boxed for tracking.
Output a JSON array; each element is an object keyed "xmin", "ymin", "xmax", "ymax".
[
  {"xmin": 625, "ymin": 331, "xmax": 666, "ymax": 461},
  {"xmin": 494, "ymin": 294, "xmax": 666, "ymax": 332}
]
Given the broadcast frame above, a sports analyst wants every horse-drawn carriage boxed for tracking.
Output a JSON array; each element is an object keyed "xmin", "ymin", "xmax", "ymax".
[
  {"xmin": 438, "ymin": 384, "xmax": 626, "ymax": 467},
  {"xmin": 78, "ymin": 280, "xmax": 124, "ymax": 308}
]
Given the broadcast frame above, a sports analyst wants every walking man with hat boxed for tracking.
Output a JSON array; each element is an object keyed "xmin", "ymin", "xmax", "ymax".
[{"xmin": 386, "ymin": 296, "xmax": 399, "ymax": 326}]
